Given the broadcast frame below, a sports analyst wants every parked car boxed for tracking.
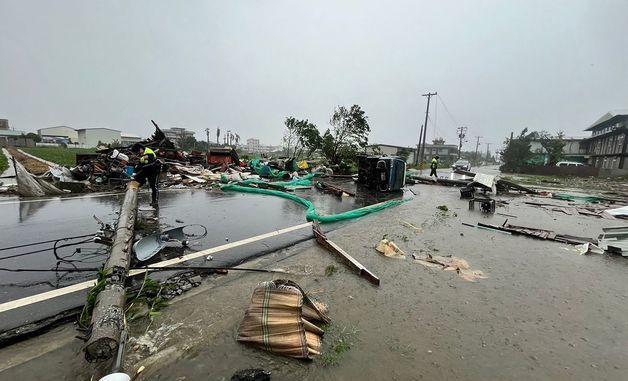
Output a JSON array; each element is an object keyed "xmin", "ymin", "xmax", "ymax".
[
  {"xmin": 452, "ymin": 159, "xmax": 471, "ymax": 171},
  {"xmin": 555, "ymin": 161, "xmax": 585, "ymax": 167}
]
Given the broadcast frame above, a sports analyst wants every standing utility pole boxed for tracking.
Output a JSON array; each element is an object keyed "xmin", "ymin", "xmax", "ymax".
[
  {"xmin": 474, "ymin": 136, "xmax": 482, "ymax": 163},
  {"xmin": 418, "ymin": 92, "xmax": 437, "ymax": 167},
  {"xmin": 415, "ymin": 124, "xmax": 424, "ymax": 166},
  {"xmin": 485, "ymin": 143, "xmax": 491, "ymax": 161},
  {"xmin": 456, "ymin": 126, "xmax": 467, "ymax": 159}
]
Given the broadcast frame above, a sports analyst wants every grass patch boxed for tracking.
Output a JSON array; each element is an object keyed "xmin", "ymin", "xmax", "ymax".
[
  {"xmin": 320, "ymin": 325, "xmax": 359, "ymax": 366},
  {"xmin": 325, "ymin": 264, "xmax": 338, "ymax": 276},
  {"xmin": 21, "ymin": 147, "xmax": 98, "ymax": 167},
  {"xmin": 0, "ymin": 150, "xmax": 7, "ymax": 173}
]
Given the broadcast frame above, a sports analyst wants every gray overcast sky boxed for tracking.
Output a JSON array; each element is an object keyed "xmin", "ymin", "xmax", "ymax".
[{"xmin": 1, "ymin": 0, "xmax": 627, "ymax": 152}]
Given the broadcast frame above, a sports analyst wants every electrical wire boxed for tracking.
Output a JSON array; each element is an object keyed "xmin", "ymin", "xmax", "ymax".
[{"xmin": 0, "ymin": 233, "xmax": 96, "ymax": 251}]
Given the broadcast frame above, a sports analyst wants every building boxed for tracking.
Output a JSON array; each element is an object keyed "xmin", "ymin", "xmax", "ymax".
[
  {"xmin": 529, "ymin": 137, "xmax": 587, "ymax": 164},
  {"xmin": 162, "ymin": 127, "xmax": 195, "ymax": 147},
  {"xmin": 366, "ymin": 143, "xmax": 459, "ymax": 164},
  {"xmin": 583, "ymin": 110, "xmax": 628, "ymax": 170},
  {"xmin": 246, "ymin": 138, "xmax": 261, "ymax": 153},
  {"xmin": 77, "ymin": 128, "xmax": 122, "ymax": 148},
  {"xmin": 0, "ymin": 119, "xmax": 9, "ymax": 130},
  {"xmin": 0, "ymin": 129, "xmax": 31, "ymax": 147},
  {"xmin": 38, "ymin": 126, "xmax": 79, "ymax": 143},
  {"xmin": 121, "ymin": 132, "xmax": 142, "ymax": 146}
]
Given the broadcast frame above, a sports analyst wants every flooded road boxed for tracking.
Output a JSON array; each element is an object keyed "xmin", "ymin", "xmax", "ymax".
[{"xmin": 0, "ymin": 184, "xmax": 403, "ymax": 332}]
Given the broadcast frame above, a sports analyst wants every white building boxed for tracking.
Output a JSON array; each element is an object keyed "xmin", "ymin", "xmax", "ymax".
[
  {"xmin": 246, "ymin": 138, "xmax": 261, "ymax": 153},
  {"xmin": 121, "ymin": 132, "xmax": 142, "ymax": 146},
  {"xmin": 38, "ymin": 126, "xmax": 79, "ymax": 143},
  {"xmin": 77, "ymin": 128, "xmax": 121, "ymax": 148},
  {"xmin": 162, "ymin": 127, "xmax": 195, "ymax": 147}
]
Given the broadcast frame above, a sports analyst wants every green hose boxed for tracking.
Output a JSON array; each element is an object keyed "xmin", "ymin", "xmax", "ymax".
[{"xmin": 221, "ymin": 183, "xmax": 406, "ymax": 223}]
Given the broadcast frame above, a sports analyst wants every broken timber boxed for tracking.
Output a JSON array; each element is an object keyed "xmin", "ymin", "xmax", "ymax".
[
  {"xmin": 312, "ymin": 221, "xmax": 380, "ymax": 286},
  {"xmin": 84, "ymin": 180, "xmax": 140, "ymax": 361},
  {"xmin": 317, "ymin": 180, "xmax": 356, "ymax": 197}
]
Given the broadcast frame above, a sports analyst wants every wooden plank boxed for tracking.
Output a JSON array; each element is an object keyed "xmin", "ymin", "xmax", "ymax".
[{"xmin": 312, "ymin": 221, "xmax": 380, "ymax": 286}]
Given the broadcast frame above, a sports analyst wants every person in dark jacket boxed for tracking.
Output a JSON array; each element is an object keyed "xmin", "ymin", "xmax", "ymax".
[{"xmin": 131, "ymin": 144, "xmax": 161, "ymax": 207}]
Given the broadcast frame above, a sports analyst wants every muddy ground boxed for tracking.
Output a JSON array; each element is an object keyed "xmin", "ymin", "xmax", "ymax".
[
  {"xmin": 6, "ymin": 147, "xmax": 50, "ymax": 175},
  {"xmin": 1, "ymin": 182, "xmax": 627, "ymax": 381}
]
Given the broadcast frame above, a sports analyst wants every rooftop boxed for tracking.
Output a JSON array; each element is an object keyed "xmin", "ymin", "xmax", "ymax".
[{"xmin": 586, "ymin": 110, "xmax": 628, "ymax": 131}]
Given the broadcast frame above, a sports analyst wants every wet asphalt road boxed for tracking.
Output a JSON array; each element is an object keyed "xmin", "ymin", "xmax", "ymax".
[
  {"xmin": 3, "ymin": 177, "xmax": 626, "ymax": 381},
  {"xmin": 0, "ymin": 182, "xmax": 403, "ymax": 332}
]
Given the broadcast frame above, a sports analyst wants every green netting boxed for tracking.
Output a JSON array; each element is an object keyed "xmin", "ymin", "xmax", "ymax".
[
  {"xmin": 221, "ymin": 183, "xmax": 406, "ymax": 223},
  {"xmin": 552, "ymin": 193, "xmax": 604, "ymax": 203},
  {"xmin": 248, "ymin": 159, "xmax": 290, "ymax": 178}
]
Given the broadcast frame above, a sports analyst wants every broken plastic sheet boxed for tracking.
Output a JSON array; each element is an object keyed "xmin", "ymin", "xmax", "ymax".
[
  {"xmin": 605, "ymin": 205, "xmax": 628, "ymax": 218},
  {"xmin": 14, "ymin": 158, "xmax": 65, "ymax": 197},
  {"xmin": 134, "ymin": 225, "xmax": 208, "ymax": 261},
  {"xmin": 412, "ymin": 253, "xmax": 487, "ymax": 282},
  {"xmin": 237, "ymin": 279, "xmax": 330, "ymax": 359},
  {"xmin": 220, "ymin": 183, "xmax": 407, "ymax": 223}
]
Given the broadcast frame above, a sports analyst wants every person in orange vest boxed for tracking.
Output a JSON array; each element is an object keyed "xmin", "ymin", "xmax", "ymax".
[{"xmin": 131, "ymin": 144, "xmax": 161, "ymax": 207}]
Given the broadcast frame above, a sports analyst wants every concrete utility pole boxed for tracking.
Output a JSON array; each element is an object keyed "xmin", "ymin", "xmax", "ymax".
[
  {"xmin": 474, "ymin": 136, "xmax": 482, "ymax": 163},
  {"xmin": 415, "ymin": 124, "xmax": 424, "ymax": 166},
  {"xmin": 85, "ymin": 181, "xmax": 140, "ymax": 361},
  {"xmin": 456, "ymin": 126, "xmax": 467, "ymax": 159},
  {"xmin": 485, "ymin": 143, "xmax": 491, "ymax": 161},
  {"xmin": 419, "ymin": 92, "xmax": 437, "ymax": 167}
]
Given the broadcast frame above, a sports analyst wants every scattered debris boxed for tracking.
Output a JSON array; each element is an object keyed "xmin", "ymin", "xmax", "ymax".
[
  {"xmin": 605, "ymin": 206, "xmax": 628, "ymax": 219},
  {"xmin": 436, "ymin": 205, "xmax": 449, "ymax": 212},
  {"xmin": 469, "ymin": 198, "xmax": 496, "ymax": 213},
  {"xmin": 400, "ymin": 221, "xmax": 423, "ymax": 233},
  {"xmin": 375, "ymin": 239, "xmax": 405, "ymax": 259},
  {"xmin": 477, "ymin": 221, "xmax": 595, "ymax": 245},
  {"xmin": 237, "ymin": 279, "xmax": 330, "ymax": 359},
  {"xmin": 597, "ymin": 226, "xmax": 628, "ymax": 256},
  {"xmin": 411, "ymin": 253, "xmax": 487, "ymax": 282},
  {"xmin": 576, "ymin": 242, "xmax": 605, "ymax": 255}
]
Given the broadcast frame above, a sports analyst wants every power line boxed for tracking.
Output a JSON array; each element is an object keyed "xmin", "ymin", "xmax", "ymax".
[{"xmin": 437, "ymin": 94, "xmax": 459, "ymax": 126}]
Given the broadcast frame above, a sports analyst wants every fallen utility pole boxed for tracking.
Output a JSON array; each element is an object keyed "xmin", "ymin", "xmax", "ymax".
[
  {"xmin": 312, "ymin": 221, "xmax": 380, "ymax": 286},
  {"xmin": 84, "ymin": 180, "xmax": 140, "ymax": 361}
]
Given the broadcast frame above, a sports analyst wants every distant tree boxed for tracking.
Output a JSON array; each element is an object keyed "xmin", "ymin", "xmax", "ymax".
[
  {"xmin": 110, "ymin": 139, "xmax": 123, "ymax": 148},
  {"xmin": 397, "ymin": 147, "xmax": 413, "ymax": 162},
  {"xmin": 282, "ymin": 117, "xmax": 322, "ymax": 159},
  {"xmin": 25, "ymin": 132, "xmax": 41, "ymax": 143},
  {"xmin": 178, "ymin": 135, "xmax": 198, "ymax": 151},
  {"xmin": 371, "ymin": 145, "xmax": 382, "ymax": 155},
  {"xmin": 539, "ymin": 131, "xmax": 565, "ymax": 166},
  {"xmin": 499, "ymin": 128, "xmax": 537, "ymax": 172},
  {"xmin": 321, "ymin": 105, "xmax": 370, "ymax": 165},
  {"xmin": 432, "ymin": 137, "xmax": 445, "ymax": 145}
]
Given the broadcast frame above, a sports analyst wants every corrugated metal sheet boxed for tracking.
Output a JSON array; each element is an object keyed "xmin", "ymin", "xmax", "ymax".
[{"xmin": 598, "ymin": 226, "xmax": 628, "ymax": 256}]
